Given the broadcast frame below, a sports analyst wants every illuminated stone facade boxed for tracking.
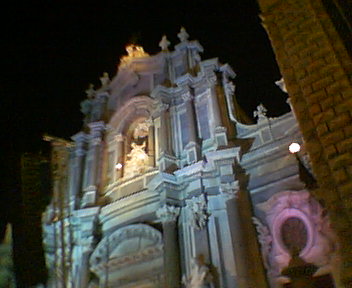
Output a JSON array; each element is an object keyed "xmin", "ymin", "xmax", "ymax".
[{"xmin": 43, "ymin": 28, "xmax": 338, "ymax": 287}]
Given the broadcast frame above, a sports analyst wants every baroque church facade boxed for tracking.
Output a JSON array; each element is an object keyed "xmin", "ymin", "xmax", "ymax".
[{"xmin": 43, "ymin": 28, "xmax": 339, "ymax": 288}]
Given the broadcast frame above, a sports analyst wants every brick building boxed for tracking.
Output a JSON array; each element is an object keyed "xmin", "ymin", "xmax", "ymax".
[{"xmin": 257, "ymin": 0, "xmax": 352, "ymax": 286}]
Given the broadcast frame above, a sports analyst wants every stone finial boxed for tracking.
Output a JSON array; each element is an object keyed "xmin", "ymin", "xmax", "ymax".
[
  {"xmin": 159, "ymin": 35, "xmax": 170, "ymax": 51},
  {"xmin": 178, "ymin": 27, "xmax": 189, "ymax": 42},
  {"xmin": 253, "ymin": 103, "xmax": 267, "ymax": 119},
  {"xmin": 85, "ymin": 83, "xmax": 95, "ymax": 99},
  {"xmin": 99, "ymin": 72, "xmax": 110, "ymax": 87}
]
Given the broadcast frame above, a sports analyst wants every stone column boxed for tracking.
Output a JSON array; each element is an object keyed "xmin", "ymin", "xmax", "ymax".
[
  {"xmin": 156, "ymin": 204, "xmax": 181, "ymax": 288},
  {"xmin": 115, "ymin": 133, "xmax": 125, "ymax": 180},
  {"xmin": 186, "ymin": 195, "xmax": 211, "ymax": 266},
  {"xmin": 71, "ymin": 132, "xmax": 88, "ymax": 208}
]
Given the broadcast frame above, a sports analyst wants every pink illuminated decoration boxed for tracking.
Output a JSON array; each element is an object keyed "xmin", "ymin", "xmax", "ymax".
[{"xmin": 255, "ymin": 190, "xmax": 338, "ymax": 286}]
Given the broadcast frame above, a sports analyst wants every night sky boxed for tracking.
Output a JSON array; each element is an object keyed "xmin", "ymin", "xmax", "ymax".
[
  {"xmin": 2, "ymin": 0, "xmax": 289, "ymax": 154},
  {"xmin": 0, "ymin": 1, "xmax": 291, "ymax": 285}
]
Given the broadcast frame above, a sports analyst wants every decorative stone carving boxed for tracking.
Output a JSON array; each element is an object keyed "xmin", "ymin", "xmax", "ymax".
[
  {"xmin": 120, "ymin": 44, "xmax": 149, "ymax": 67},
  {"xmin": 182, "ymin": 257, "xmax": 213, "ymax": 288},
  {"xmin": 133, "ymin": 120, "xmax": 150, "ymax": 139},
  {"xmin": 252, "ymin": 217, "xmax": 272, "ymax": 270},
  {"xmin": 253, "ymin": 103, "xmax": 268, "ymax": 120},
  {"xmin": 159, "ymin": 35, "xmax": 170, "ymax": 51},
  {"xmin": 145, "ymin": 117, "xmax": 154, "ymax": 127},
  {"xmin": 123, "ymin": 142, "xmax": 150, "ymax": 178},
  {"xmin": 219, "ymin": 181, "xmax": 239, "ymax": 200},
  {"xmin": 155, "ymin": 101, "xmax": 169, "ymax": 113},
  {"xmin": 187, "ymin": 195, "xmax": 210, "ymax": 230},
  {"xmin": 178, "ymin": 27, "xmax": 189, "ymax": 42},
  {"xmin": 255, "ymin": 190, "xmax": 337, "ymax": 283},
  {"xmin": 156, "ymin": 204, "xmax": 180, "ymax": 223},
  {"xmin": 126, "ymin": 45, "xmax": 148, "ymax": 57},
  {"xmin": 182, "ymin": 92, "xmax": 193, "ymax": 102},
  {"xmin": 90, "ymin": 224, "xmax": 163, "ymax": 275}
]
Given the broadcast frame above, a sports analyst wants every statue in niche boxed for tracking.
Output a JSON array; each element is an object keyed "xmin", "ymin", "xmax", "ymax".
[
  {"xmin": 123, "ymin": 142, "xmax": 149, "ymax": 179},
  {"xmin": 182, "ymin": 256, "xmax": 213, "ymax": 288},
  {"xmin": 123, "ymin": 120, "xmax": 152, "ymax": 179}
]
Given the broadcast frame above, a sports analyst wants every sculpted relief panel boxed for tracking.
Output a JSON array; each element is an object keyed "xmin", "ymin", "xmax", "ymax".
[{"xmin": 90, "ymin": 224, "xmax": 163, "ymax": 287}]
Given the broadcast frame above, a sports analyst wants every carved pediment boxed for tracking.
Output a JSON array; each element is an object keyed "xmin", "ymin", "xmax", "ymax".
[{"xmin": 90, "ymin": 224, "xmax": 163, "ymax": 274}]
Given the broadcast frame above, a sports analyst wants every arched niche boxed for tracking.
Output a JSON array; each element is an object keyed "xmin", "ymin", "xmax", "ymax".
[
  {"xmin": 110, "ymin": 95, "xmax": 155, "ymax": 134},
  {"xmin": 89, "ymin": 224, "xmax": 164, "ymax": 287},
  {"xmin": 254, "ymin": 190, "xmax": 338, "ymax": 287},
  {"xmin": 107, "ymin": 96, "xmax": 157, "ymax": 181}
]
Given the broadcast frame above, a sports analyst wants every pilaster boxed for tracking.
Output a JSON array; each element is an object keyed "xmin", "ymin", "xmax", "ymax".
[
  {"xmin": 71, "ymin": 132, "xmax": 89, "ymax": 209},
  {"xmin": 81, "ymin": 121, "xmax": 105, "ymax": 208},
  {"xmin": 156, "ymin": 204, "xmax": 181, "ymax": 288},
  {"xmin": 182, "ymin": 91, "xmax": 201, "ymax": 164},
  {"xmin": 155, "ymin": 101, "xmax": 178, "ymax": 171}
]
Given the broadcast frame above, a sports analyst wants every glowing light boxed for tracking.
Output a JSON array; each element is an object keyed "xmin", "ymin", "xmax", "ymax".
[
  {"xmin": 125, "ymin": 44, "xmax": 149, "ymax": 58},
  {"xmin": 289, "ymin": 143, "xmax": 301, "ymax": 154},
  {"xmin": 115, "ymin": 163, "xmax": 123, "ymax": 170},
  {"xmin": 138, "ymin": 153, "xmax": 148, "ymax": 160}
]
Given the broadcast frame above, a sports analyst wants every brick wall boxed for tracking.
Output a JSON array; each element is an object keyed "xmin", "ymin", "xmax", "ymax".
[{"xmin": 257, "ymin": 0, "xmax": 352, "ymax": 286}]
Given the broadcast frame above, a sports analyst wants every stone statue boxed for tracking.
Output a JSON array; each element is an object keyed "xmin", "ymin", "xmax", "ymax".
[
  {"xmin": 123, "ymin": 142, "xmax": 150, "ymax": 178},
  {"xmin": 178, "ymin": 27, "xmax": 190, "ymax": 42},
  {"xmin": 99, "ymin": 72, "xmax": 110, "ymax": 87},
  {"xmin": 159, "ymin": 35, "xmax": 170, "ymax": 51},
  {"xmin": 253, "ymin": 103, "xmax": 268, "ymax": 120},
  {"xmin": 182, "ymin": 257, "xmax": 213, "ymax": 288}
]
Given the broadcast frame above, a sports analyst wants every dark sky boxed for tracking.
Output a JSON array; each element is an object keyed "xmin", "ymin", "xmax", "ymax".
[{"xmin": 1, "ymin": 0, "xmax": 289, "ymax": 154}]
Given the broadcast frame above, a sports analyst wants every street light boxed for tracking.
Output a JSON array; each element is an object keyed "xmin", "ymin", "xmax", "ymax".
[{"xmin": 289, "ymin": 143, "xmax": 317, "ymax": 190}]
